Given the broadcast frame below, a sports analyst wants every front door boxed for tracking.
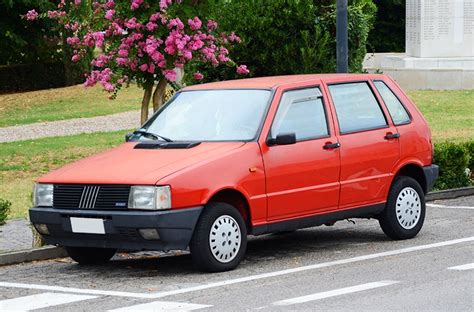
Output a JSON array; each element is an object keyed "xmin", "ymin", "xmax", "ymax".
[
  {"xmin": 261, "ymin": 87, "xmax": 341, "ymax": 221},
  {"xmin": 327, "ymin": 81, "xmax": 400, "ymax": 209}
]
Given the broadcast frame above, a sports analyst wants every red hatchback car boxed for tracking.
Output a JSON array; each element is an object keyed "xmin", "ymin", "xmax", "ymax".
[{"xmin": 30, "ymin": 74, "xmax": 438, "ymax": 272}]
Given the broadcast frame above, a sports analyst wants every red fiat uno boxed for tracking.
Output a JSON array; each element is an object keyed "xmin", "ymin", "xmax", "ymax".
[{"xmin": 30, "ymin": 74, "xmax": 438, "ymax": 272}]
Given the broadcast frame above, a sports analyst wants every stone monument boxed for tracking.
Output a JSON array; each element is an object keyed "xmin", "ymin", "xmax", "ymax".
[{"xmin": 364, "ymin": 0, "xmax": 474, "ymax": 90}]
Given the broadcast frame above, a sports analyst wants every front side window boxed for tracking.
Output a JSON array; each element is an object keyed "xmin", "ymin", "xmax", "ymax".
[
  {"xmin": 141, "ymin": 89, "xmax": 271, "ymax": 141},
  {"xmin": 328, "ymin": 82, "xmax": 387, "ymax": 134},
  {"xmin": 271, "ymin": 87, "xmax": 329, "ymax": 141},
  {"xmin": 374, "ymin": 81, "xmax": 411, "ymax": 125}
]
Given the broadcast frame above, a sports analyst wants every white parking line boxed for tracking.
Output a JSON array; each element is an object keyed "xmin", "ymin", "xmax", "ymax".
[
  {"xmin": 108, "ymin": 301, "xmax": 212, "ymax": 312},
  {"xmin": 448, "ymin": 263, "xmax": 474, "ymax": 271},
  {"xmin": 0, "ymin": 236, "xmax": 473, "ymax": 299},
  {"xmin": 0, "ymin": 292, "xmax": 97, "ymax": 311},
  {"xmin": 272, "ymin": 281, "xmax": 399, "ymax": 306},
  {"xmin": 427, "ymin": 203, "xmax": 474, "ymax": 210}
]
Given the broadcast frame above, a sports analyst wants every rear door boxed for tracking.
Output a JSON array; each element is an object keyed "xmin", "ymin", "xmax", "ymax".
[
  {"xmin": 261, "ymin": 86, "xmax": 341, "ymax": 220},
  {"xmin": 326, "ymin": 80, "xmax": 400, "ymax": 209}
]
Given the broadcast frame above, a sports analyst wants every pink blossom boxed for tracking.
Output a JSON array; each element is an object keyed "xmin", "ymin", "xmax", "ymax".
[
  {"xmin": 148, "ymin": 63, "xmax": 156, "ymax": 73},
  {"xmin": 105, "ymin": 0, "xmax": 115, "ymax": 9},
  {"xmin": 207, "ymin": 20, "xmax": 218, "ymax": 31},
  {"xmin": 105, "ymin": 10, "xmax": 115, "ymax": 20},
  {"xmin": 150, "ymin": 13, "xmax": 161, "ymax": 23},
  {"xmin": 66, "ymin": 36, "xmax": 81, "ymax": 46},
  {"xmin": 139, "ymin": 64, "xmax": 148, "ymax": 72},
  {"xmin": 131, "ymin": 0, "xmax": 144, "ymax": 11},
  {"xmin": 47, "ymin": 10, "xmax": 65, "ymax": 19},
  {"xmin": 188, "ymin": 17, "xmax": 202, "ymax": 30},
  {"xmin": 168, "ymin": 18, "xmax": 184, "ymax": 30},
  {"xmin": 74, "ymin": 0, "xmax": 81, "ymax": 5},
  {"xmin": 116, "ymin": 58, "xmax": 128, "ymax": 66},
  {"xmin": 228, "ymin": 32, "xmax": 241, "ymax": 43},
  {"xmin": 25, "ymin": 9, "xmax": 38, "ymax": 21},
  {"xmin": 160, "ymin": 0, "xmax": 172, "ymax": 11},
  {"xmin": 118, "ymin": 49, "xmax": 128, "ymax": 57},
  {"xmin": 163, "ymin": 69, "xmax": 177, "ymax": 81},
  {"xmin": 146, "ymin": 22, "xmax": 157, "ymax": 32},
  {"xmin": 124, "ymin": 18, "xmax": 140, "ymax": 29},
  {"xmin": 236, "ymin": 65, "xmax": 250, "ymax": 75},
  {"xmin": 193, "ymin": 72, "xmax": 203, "ymax": 80},
  {"xmin": 72, "ymin": 54, "xmax": 81, "ymax": 62}
]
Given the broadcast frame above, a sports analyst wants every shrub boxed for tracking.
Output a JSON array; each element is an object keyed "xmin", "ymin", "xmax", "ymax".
[
  {"xmin": 0, "ymin": 198, "xmax": 12, "ymax": 225},
  {"xmin": 433, "ymin": 142, "xmax": 472, "ymax": 191},
  {"xmin": 188, "ymin": 0, "xmax": 377, "ymax": 84}
]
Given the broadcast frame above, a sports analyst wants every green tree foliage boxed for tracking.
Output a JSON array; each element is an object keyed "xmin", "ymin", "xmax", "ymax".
[
  {"xmin": 187, "ymin": 0, "xmax": 376, "ymax": 83},
  {"xmin": 0, "ymin": 0, "xmax": 61, "ymax": 65},
  {"xmin": 368, "ymin": 0, "xmax": 405, "ymax": 52}
]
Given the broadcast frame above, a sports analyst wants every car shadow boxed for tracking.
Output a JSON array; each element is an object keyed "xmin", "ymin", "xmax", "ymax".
[{"xmin": 61, "ymin": 223, "xmax": 388, "ymax": 277}]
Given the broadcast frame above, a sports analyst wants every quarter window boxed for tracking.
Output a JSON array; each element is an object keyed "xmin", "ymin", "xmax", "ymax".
[
  {"xmin": 329, "ymin": 82, "xmax": 387, "ymax": 134},
  {"xmin": 374, "ymin": 81, "xmax": 411, "ymax": 125},
  {"xmin": 271, "ymin": 88, "xmax": 329, "ymax": 141}
]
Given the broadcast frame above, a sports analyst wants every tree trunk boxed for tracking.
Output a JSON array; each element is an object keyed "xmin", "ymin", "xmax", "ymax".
[
  {"xmin": 152, "ymin": 78, "xmax": 168, "ymax": 112},
  {"xmin": 141, "ymin": 85, "xmax": 153, "ymax": 124}
]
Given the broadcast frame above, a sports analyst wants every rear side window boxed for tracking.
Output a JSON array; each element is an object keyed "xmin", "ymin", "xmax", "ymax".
[
  {"xmin": 328, "ymin": 82, "xmax": 387, "ymax": 134},
  {"xmin": 374, "ymin": 81, "xmax": 411, "ymax": 125},
  {"xmin": 271, "ymin": 87, "xmax": 329, "ymax": 141}
]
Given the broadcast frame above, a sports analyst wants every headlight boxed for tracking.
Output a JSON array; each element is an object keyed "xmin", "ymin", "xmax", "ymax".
[
  {"xmin": 128, "ymin": 186, "xmax": 171, "ymax": 210},
  {"xmin": 33, "ymin": 183, "xmax": 53, "ymax": 207}
]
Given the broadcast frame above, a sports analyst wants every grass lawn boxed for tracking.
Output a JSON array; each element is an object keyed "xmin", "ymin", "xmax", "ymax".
[
  {"xmin": 0, "ymin": 84, "xmax": 143, "ymax": 127},
  {"xmin": 408, "ymin": 90, "xmax": 474, "ymax": 143},
  {"xmin": 0, "ymin": 130, "xmax": 130, "ymax": 219}
]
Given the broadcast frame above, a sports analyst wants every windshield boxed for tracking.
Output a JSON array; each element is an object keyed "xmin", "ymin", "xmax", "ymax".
[{"xmin": 140, "ymin": 89, "xmax": 271, "ymax": 141}]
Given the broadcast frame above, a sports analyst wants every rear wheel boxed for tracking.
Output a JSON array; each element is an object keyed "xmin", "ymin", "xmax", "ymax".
[
  {"xmin": 65, "ymin": 247, "xmax": 116, "ymax": 265},
  {"xmin": 190, "ymin": 202, "xmax": 247, "ymax": 272},
  {"xmin": 379, "ymin": 176, "xmax": 425, "ymax": 240}
]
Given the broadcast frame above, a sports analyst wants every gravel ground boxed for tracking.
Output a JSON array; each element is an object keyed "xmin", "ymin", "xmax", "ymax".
[
  {"xmin": 0, "ymin": 111, "xmax": 143, "ymax": 143},
  {"xmin": 0, "ymin": 219, "xmax": 32, "ymax": 252}
]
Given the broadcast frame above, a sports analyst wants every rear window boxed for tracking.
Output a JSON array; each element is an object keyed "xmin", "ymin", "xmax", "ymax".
[
  {"xmin": 328, "ymin": 82, "xmax": 387, "ymax": 134},
  {"xmin": 374, "ymin": 81, "xmax": 411, "ymax": 125}
]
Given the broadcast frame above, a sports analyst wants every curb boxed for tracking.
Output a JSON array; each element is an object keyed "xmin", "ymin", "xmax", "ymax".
[
  {"xmin": 0, "ymin": 246, "xmax": 66, "ymax": 266},
  {"xmin": 0, "ymin": 187, "xmax": 472, "ymax": 266},
  {"xmin": 426, "ymin": 186, "xmax": 474, "ymax": 201}
]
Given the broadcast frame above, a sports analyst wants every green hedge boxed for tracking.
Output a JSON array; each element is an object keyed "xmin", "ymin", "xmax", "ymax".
[
  {"xmin": 433, "ymin": 141, "xmax": 473, "ymax": 191},
  {"xmin": 0, "ymin": 198, "xmax": 11, "ymax": 225}
]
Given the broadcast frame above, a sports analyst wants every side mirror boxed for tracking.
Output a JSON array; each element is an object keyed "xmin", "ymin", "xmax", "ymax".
[
  {"xmin": 267, "ymin": 132, "xmax": 297, "ymax": 146},
  {"xmin": 125, "ymin": 133, "xmax": 133, "ymax": 142}
]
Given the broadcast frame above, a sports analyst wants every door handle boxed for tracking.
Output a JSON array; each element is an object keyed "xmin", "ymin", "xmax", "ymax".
[
  {"xmin": 384, "ymin": 132, "xmax": 400, "ymax": 140},
  {"xmin": 323, "ymin": 142, "xmax": 341, "ymax": 150}
]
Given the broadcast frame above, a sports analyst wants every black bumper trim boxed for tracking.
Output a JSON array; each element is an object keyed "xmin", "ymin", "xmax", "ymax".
[
  {"xmin": 29, "ymin": 206, "xmax": 203, "ymax": 251},
  {"xmin": 423, "ymin": 164, "xmax": 439, "ymax": 193}
]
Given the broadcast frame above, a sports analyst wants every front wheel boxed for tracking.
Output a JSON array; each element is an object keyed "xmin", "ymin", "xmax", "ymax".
[
  {"xmin": 65, "ymin": 247, "xmax": 116, "ymax": 265},
  {"xmin": 190, "ymin": 202, "xmax": 247, "ymax": 272},
  {"xmin": 379, "ymin": 176, "xmax": 425, "ymax": 240}
]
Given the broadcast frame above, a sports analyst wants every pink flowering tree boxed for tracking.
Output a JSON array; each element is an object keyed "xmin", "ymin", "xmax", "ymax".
[{"xmin": 26, "ymin": 0, "xmax": 248, "ymax": 123}]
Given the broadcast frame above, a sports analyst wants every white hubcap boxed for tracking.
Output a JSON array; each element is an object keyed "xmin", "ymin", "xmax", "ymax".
[
  {"xmin": 396, "ymin": 187, "xmax": 421, "ymax": 230},
  {"xmin": 209, "ymin": 215, "xmax": 241, "ymax": 263}
]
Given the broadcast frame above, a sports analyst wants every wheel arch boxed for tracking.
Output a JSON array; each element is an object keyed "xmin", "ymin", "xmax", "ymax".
[
  {"xmin": 394, "ymin": 163, "xmax": 427, "ymax": 194},
  {"xmin": 206, "ymin": 188, "xmax": 252, "ymax": 232}
]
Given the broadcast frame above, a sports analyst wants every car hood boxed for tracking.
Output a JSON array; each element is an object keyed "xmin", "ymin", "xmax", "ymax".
[{"xmin": 38, "ymin": 142, "xmax": 245, "ymax": 185}]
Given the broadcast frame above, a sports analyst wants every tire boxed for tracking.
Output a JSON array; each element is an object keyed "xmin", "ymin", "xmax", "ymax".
[
  {"xmin": 190, "ymin": 202, "xmax": 247, "ymax": 272},
  {"xmin": 65, "ymin": 247, "xmax": 116, "ymax": 265},
  {"xmin": 379, "ymin": 176, "xmax": 425, "ymax": 240}
]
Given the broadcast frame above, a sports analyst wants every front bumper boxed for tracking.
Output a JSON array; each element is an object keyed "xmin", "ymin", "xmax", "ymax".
[
  {"xmin": 423, "ymin": 164, "xmax": 439, "ymax": 193},
  {"xmin": 29, "ymin": 206, "xmax": 203, "ymax": 251}
]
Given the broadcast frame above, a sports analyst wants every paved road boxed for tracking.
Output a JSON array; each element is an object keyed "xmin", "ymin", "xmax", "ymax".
[{"xmin": 0, "ymin": 196, "xmax": 473, "ymax": 311}]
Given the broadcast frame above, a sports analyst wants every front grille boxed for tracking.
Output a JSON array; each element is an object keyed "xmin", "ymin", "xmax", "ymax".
[{"xmin": 53, "ymin": 184, "xmax": 130, "ymax": 210}]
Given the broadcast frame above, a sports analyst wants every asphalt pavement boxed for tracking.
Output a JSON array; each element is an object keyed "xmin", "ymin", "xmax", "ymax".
[{"xmin": 0, "ymin": 196, "xmax": 473, "ymax": 311}]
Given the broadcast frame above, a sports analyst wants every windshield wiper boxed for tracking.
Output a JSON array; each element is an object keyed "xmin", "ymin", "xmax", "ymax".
[{"xmin": 133, "ymin": 130, "xmax": 173, "ymax": 142}]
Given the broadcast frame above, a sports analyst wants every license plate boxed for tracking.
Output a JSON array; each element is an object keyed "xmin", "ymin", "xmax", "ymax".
[{"xmin": 70, "ymin": 217, "xmax": 105, "ymax": 234}]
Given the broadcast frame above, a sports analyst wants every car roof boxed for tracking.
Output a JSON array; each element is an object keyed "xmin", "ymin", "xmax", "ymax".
[{"xmin": 182, "ymin": 74, "xmax": 387, "ymax": 91}]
